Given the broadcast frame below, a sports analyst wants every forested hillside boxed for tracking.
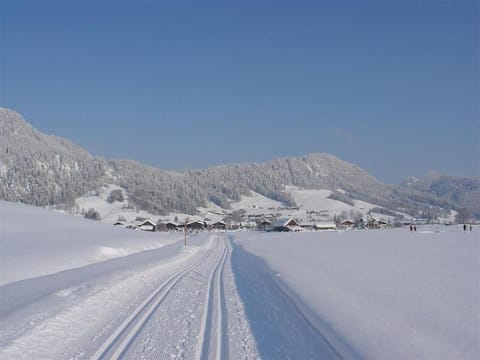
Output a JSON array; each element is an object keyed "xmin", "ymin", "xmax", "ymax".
[{"xmin": 1, "ymin": 108, "xmax": 478, "ymax": 219}]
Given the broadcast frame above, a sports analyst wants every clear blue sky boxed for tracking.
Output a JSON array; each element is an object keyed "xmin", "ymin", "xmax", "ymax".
[{"xmin": 2, "ymin": 0, "xmax": 478, "ymax": 183}]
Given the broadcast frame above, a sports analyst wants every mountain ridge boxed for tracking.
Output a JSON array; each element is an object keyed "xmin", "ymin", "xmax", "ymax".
[{"xmin": 1, "ymin": 108, "xmax": 478, "ymax": 219}]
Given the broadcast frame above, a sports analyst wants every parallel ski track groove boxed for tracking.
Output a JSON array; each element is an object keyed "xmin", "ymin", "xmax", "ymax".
[
  {"xmin": 91, "ymin": 247, "xmax": 214, "ymax": 360},
  {"xmin": 215, "ymin": 237, "xmax": 229, "ymax": 360},
  {"xmin": 195, "ymin": 236, "xmax": 229, "ymax": 360}
]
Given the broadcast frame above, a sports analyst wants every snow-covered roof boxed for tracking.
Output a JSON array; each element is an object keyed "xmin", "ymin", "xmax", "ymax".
[
  {"xmin": 315, "ymin": 222, "xmax": 337, "ymax": 229},
  {"xmin": 187, "ymin": 220, "xmax": 205, "ymax": 225},
  {"xmin": 208, "ymin": 220, "xmax": 226, "ymax": 226},
  {"xmin": 259, "ymin": 220, "xmax": 272, "ymax": 225},
  {"xmin": 273, "ymin": 217, "xmax": 299, "ymax": 228},
  {"xmin": 139, "ymin": 219, "xmax": 156, "ymax": 226}
]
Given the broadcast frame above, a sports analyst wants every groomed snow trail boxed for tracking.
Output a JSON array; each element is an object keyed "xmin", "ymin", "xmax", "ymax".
[
  {"xmin": 91, "ymin": 248, "xmax": 214, "ymax": 359},
  {"xmin": 195, "ymin": 237, "xmax": 229, "ymax": 360},
  {"xmin": 118, "ymin": 235, "xmax": 258, "ymax": 360},
  {"xmin": 2, "ymin": 232, "xmax": 348, "ymax": 359},
  {"xmin": 0, "ymin": 235, "xmax": 259, "ymax": 359}
]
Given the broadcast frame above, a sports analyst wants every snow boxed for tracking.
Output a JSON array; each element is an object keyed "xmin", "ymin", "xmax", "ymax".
[
  {"xmin": 0, "ymin": 200, "xmax": 179, "ymax": 285},
  {"xmin": 233, "ymin": 229, "xmax": 480, "ymax": 359},
  {"xmin": 230, "ymin": 191, "xmax": 284, "ymax": 212},
  {"xmin": 74, "ymin": 184, "xmax": 158, "ymax": 224},
  {"xmin": 71, "ymin": 184, "xmax": 414, "ymax": 229},
  {"xmin": 286, "ymin": 185, "xmax": 377, "ymax": 215},
  {"xmin": 1, "ymin": 199, "xmax": 478, "ymax": 359},
  {"xmin": 224, "ymin": 186, "xmax": 399, "ymax": 226},
  {"xmin": 0, "ymin": 201, "xmax": 259, "ymax": 359}
]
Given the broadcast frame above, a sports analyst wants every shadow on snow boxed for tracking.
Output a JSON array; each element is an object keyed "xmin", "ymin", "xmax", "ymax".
[{"xmin": 229, "ymin": 236, "xmax": 358, "ymax": 360}]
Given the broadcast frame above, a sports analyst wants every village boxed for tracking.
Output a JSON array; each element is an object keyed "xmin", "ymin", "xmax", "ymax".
[
  {"xmin": 114, "ymin": 213, "xmax": 395, "ymax": 233},
  {"xmin": 76, "ymin": 185, "xmax": 451, "ymax": 234}
]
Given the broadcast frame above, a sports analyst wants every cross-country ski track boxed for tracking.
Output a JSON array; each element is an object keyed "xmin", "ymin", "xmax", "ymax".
[
  {"xmin": 1, "ymin": 233, "xmax": 346, "ymax": 359},
  {"xmin": 91, "ymin": 247, "xmax": 214, "ymax": 359}
]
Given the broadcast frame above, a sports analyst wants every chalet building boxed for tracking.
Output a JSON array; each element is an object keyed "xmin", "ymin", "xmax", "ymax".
[
  {"xmin": 165, "ymin": 222, "xmax": 179, "ymax": 231},
  {"xmin": 209, "ymin": 221, "xmax": 226, "ymax": 231},
  {"xmin": 339, "ymin": 220, "xmax": 355, "ymax": 229},
  {"xmin": 272, "ymin": 217, "xmax": 301, "ymax": 232},
  {"xmin": 187, "ymin": 221, "xmax": 205, "ymax": 230},
  {"xmin": 300, "ymin": 221, "xmax": 316, "ymax": 231},
  {"xmin": 315, "ymin": 223, "xmax": 337, "ymax": 231},
  {"xmin": 138, "ymin": 219, "xmax": 156, "ymax": 232},
  {"xmin": 156, "ymin": 221, "xmax": 168, "ymax": 232},
  {"xmin": 257, "ymin": 220, "xmax": 272, "ymax": 231}
]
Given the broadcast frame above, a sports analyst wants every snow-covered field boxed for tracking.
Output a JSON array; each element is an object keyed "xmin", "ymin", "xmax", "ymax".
[
  {"xmin": 234, "ymin": 229, "xmax": 480, "ymax": 359},
  {"xmin": 0, "ymin": 200, "xmax": 180, "ymax": 285},
  {"xmin": 286, "ymin": 186, "xmax": 376, "ymax": 215},
  {"xmin": 73, "ymin": 184, "xmax": 160, "ymax": 224},
  {"xmin": 0, "ymin": 201, "xmax": 260, "ymax": 359},
  {"xmin": 1, "ymin": 200, "xmax": 478, "ymax": 359}
]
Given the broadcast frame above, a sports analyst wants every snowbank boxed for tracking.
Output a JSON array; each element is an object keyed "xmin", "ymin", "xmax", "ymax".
[
  {"xmin": 234, "ymin": 229, "xmax": 479, "ymax": 359},
  {"xmin": 0, "ymin": 201, "xmax": 180, "ymax": 285}
]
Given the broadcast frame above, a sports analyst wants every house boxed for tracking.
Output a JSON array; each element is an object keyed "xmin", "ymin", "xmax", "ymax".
[
  {"xmin": 299, "ymin": 220, "xmax": 316, "ymax": 231},
  {"xmin": 138, "ymin": 219, "xmax": 156, "ymax": 232},
  {"xmin": 315, "ymin": 222, "xmax": 337, "ymax": 231},
  {"xmin": 209, "ymin": 220, "xmax": 226, "ymax": 231},
  {"xmin": 187, "ymin": 220, "xmax": 205, "ymax": 231},
  {"xmin": 165, "ymin": 222, "xmax": 179, "ymax": 231},
  {"xmin": 257, "ymin": 220, "xmax": 272, "ymax": 231},
  {"xmin": 155, "ymin": 221, "xmax": 168, "ymax": 232},
  {"xmin": 272, "ymin": 217, "xmax": 301, "ymax": 232},
  {"xmin": 339, "ymin": 220, "xmax": 355, "ymax": 229}
]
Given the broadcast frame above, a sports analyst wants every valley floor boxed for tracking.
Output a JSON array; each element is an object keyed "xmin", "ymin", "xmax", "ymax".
[
  {"xmin": 0, "ymin": 234, "xmax": 341, "ymax": 359},
  {"xmin": 1, "ymin": 225, "xmax": 478, "ymax": 359}
]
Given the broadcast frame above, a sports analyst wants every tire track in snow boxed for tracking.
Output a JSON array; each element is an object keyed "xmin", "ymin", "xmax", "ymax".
[
  {"xmin": 195, "ymin": 236, "xmax": 229, "ymax": 360},
  {"xmin": 91, "ymin": 247, "xmax": 214, "ymax": 360}
]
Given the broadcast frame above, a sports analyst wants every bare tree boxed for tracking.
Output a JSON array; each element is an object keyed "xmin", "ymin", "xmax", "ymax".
[{"xmin": 455, "ymin": 208, "xmax": 471, "ymax": 224}]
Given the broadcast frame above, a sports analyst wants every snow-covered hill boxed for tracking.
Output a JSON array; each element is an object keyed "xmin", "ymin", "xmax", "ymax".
[{"xmin": 1, "ymin": 108, "xmax": 477, "ymax": 220}]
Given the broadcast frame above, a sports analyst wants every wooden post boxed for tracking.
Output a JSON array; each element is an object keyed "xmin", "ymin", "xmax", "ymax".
[{"xmin": 184, "ymin": 217, "xmax": 189, "ymax": 247}]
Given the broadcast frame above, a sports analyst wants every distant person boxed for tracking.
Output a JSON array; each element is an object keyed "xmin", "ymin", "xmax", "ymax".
[
  {"xmin": 463, "ymin": 224, "xmax": 467, "ymax": 231},
  {"xmin": 469, "ymin": 224, "xmax": 473, "ymax": 232},
  {"xmin": 409, "ymin": 224, "xmax": 413, "ymax": 231},
  {"xmin": 414, "ymin": 225, "xmax": 417, "ymax": 231}
]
